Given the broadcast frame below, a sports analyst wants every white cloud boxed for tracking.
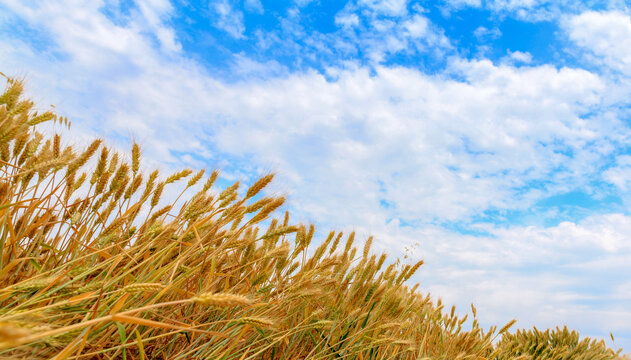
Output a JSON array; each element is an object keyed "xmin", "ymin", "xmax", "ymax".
[
  {"xmin": 489, "ymin": 0, "xmax": 543, "ymax": 11},
  {"xmin": 203, "ymin": 60, "xmax": 617, "ymax": 226},
  {"xmin": 565, "ymin": 10, "xmax": 631, "ymax": 75},
  {"xmin": 1, "ymin": 1, "xmax": 153, "ymax": 69},
  {"xmin": 441, "ymin": 0, "xmax": 482, "ymax": 14},
  {"xmin": 473, "ymin": 26, "xmax": 502, "ymax": 41},
  {"xmin": 226, "ymin": 1, "xmax": 450, "ymax": 67},
  {"xmin": 479, "ymin": 0, "xmax": 627, "ymax": 22},
  {"xmin": 335, "ymin": 13, "xmax": 360, "ymax": 29},
  {"xmin": 358, "ymin": 0, "xmax": 409, "ymax": 17},
  {"xmin": 295, "ymin": 0, "xmax": 316, "ymax": 7},
  {"xmin": 403, "ymin": 14, "xmax": 428, "ymax": 38},
  {"xmin": 443, "ymin": 0, "xmax": 551, "ymax": 17},
  {"xmin": 486, "ymin": 0, "xmax": 560, "ymax": 21},
  {"xmin": 212, "ymin": 0, "xmax": 246, "ymax": 39},
  {"xmin": 244, "ymin": 0, "xmax": 263, "ymax": 13},
  {"xmin": 448, "ymin": 0, "xmax": 482, "ymax": 7},
  {"xmin": 604, "ymin": 155, "xmax": 631, "ymax": 191},
  {"xmin": 230, "ymin": 54, "xmax": 288, "ymax": 78},
  {"xmin": 134, "ymin": 0, "xmax": 181, "ymax": 52},
  {"xmin": 342, "ymin": 10, "xmax": 451, "ymax": 63},
  {"xmin": 505, "ymin": 50, "xmax": 533, "ymax": 64}
]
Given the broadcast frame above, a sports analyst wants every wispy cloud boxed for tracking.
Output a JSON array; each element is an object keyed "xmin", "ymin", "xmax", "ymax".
[
  {"xmin": 444, "ymin": 0, "xmax": 627, "ymax": 22},
  {"xmin": 331, "ymin": 4, "xmax": 451, "ymax": 63},
  {"xmin": 357, "ymin": 0, "xmax": 410, "ymax": 17},
  {"xmin": 244, "ymin": 0, "xmax": 263, "ymax": 14},
  {"xmin": 206, "ymin": 1, "xmax": 454, "ymax": 70},
  {"xmin": 211, "ymin": 0, "xmax": 246, "ymax": 39}
]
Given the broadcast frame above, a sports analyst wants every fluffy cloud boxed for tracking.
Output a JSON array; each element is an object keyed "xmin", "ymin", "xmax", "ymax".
[
  {"xmin": 213, "ymin": 60, "xmax": 620, "ymax": 226},
  {"xmin": 565, "ymin": 10, "xmax": 631, "ymax": 75},
  {"xmin": 335, "ymin": 12, "xmax": 360, "ymax": 29},
  {"xmin": 604, "ymin": 156, "xmax": 631, "ymax": 191},
  {"xmin": 505, "ymin": 50, "xmax": 533, "ymax": 64},
  {"xmin": 473, "ymin": 26, "xmax": 502, "ymax": 41}
]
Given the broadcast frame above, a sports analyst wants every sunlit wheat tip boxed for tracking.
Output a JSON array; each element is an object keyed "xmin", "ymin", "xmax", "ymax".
[
  {"xmin": 218, "ymin": 191, "xmax": 238, "ymax": 209},
  {"xmin": 141, "ymin": 169, "xmax": 159, "ymax": 199},
  {"xmin": 191, "ymin": 293, "xmax": 253, "ymax": 307},
  {"xmin": 343, "ymin": 232, "xmax": 355, "ymax": 256},
  {"xmin": 218, "ymin": 181, "xmax": 240, "ymax": 201},
  {"xmin": 151, "ymin": 182, "xmax": 165, "ymax": 208},
  {"xmin": 90, "ymin": 147, "xmax": 108, "ymax": 186},
  {"xmin": 404, "ymin": 260, "xmax": 424, "ymax": 281},
  {"xmin": 201, "ymin": 169, "xmax": 219, "ymax": 192},
  {"xmin": 14, "ymin": 276, "xmax": 59, "ymax": 291},
  {"xmin": 312, "ymin": 320, "xmax": 334, "ymax": 328},
  {"xmin": 499, "ymin": 319, "xmax": 518, "ymax": 334},
  {"xmin": 246, "ymin": 173, "xmax": 274, "ymax": 199},
  {"xmin": 102, "ymin": 216, "xmax": 127, "ymax": 236},
  {"xmin": 362, "ymin": 236, "xmax": 373, "ymax": 260},
  {"xmin": 238, "ymin": 317, "xmax": 275, "ymax": 328},
  {"xmin": 265, "ymin": 242, "xmax": 291, "ymax": 258},
  {"xmin": 250, "ymin": 196, "xmax": 285, "ymax": 223},
  {"xmin": 187, "ymin": 169, "xmax": 205, "ymax": 188},
  {"xmin": 393, "ymin": 339, "xmax": 415, "ymax": 346},
  {"xmin": 131, "ymin": 142, "xmax": 140, "ymax": 173},
  {"xmin": 124, "ymin": 174, "xmax": 143, "ymax": 200},
  {"xmin": 245, "ymin": 196, "xmax": 273, "ymax": 213},
  {"xmin": 261, "ymin": 225, "xmax": 298, "ymax": 240},
  {"xmin": 67, "ymin": 139, "xmax": 100, "ymax": 176},
  {"xmin": 329, "ymin": 232, "xmax": 343, "ymax": 254},
  {"xmin": 149, "ymin": 205, "xmax": 172, "ymax": 222},
  {"xmin": 123, "ymin": 283, "xmax": 165, "ymax": 293},
  {"xmin": 73, "ymin": 172, "xmax": 87, "ymax": 190},
  {"xmin": 109, "ymin": 163, "xmax": 129, "ymax": 193},
  {"xmin": 94, "ymin": 168, "xmax": 111, "ymax": 195},
  {"xmin": 107, "ymin": 153, "xmax": 119, "ymax": 173},
  {"xmin": 166, "ymin": 169, "xmax": 192, "ymax": 184}
]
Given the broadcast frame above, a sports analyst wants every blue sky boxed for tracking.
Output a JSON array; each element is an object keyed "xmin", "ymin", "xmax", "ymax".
[{"xmin": 2, "ymin": 0, "xmax": 631, "ymax": 353}]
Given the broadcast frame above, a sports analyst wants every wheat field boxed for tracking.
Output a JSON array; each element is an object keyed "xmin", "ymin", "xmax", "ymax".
[{"xmin": 0, "ymin": 75, "xmax": 626, "ymax": 359}]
